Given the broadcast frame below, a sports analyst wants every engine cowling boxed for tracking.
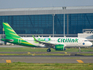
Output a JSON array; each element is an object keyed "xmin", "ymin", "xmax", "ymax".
[{"xmin": 55, "ymin": 44, "xmax": 66, "ymax": 51}]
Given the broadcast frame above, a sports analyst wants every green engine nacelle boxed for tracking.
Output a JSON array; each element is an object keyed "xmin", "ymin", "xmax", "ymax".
[{"xmin": 55, "ymin": 44, "xmax": 65, "ymax": 51}]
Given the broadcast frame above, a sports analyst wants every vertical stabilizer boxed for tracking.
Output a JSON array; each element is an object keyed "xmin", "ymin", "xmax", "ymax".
[
  {"xmin": 3, "ymin": 22, "xmax": 21, "ymax": 39},
  {"xmin": 2, "ymin": 22, "xmax": 35, "ymax": 47}
]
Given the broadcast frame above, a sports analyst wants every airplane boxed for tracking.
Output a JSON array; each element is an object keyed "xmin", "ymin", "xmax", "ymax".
[{"xmin": 1, "ymin": 22, "xmax": 92, "ymax": 52}]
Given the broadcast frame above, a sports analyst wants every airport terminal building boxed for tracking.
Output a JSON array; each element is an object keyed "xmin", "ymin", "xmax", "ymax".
[{"xmin": 0, "ymin": 6, "xmax": 93, "ymax": 37}]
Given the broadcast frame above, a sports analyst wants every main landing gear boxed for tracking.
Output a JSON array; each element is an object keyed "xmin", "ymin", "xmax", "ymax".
[{"xmin": 47, "ymin": 48, "xmax": 51, "ymax": 52}]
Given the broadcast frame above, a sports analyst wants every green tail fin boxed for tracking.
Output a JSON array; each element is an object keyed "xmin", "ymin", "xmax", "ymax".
[{"xmin": 3, "ymin": 22, "xmax": 21, "ymax": 39}]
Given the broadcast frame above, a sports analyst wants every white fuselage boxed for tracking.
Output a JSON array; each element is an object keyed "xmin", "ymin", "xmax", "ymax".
[{"xmin": 21, "ymin": 37, "xmax": 92, "ymax": 48}]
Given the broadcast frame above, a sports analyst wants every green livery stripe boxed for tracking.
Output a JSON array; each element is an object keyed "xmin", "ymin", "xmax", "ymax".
[
  {"xmin": 3, "ymin": 22, "xmax": 36, "ymax": 47},
  {"xmin": 3, "ymin": 22, "xmax": 20, "ymax": 39}
]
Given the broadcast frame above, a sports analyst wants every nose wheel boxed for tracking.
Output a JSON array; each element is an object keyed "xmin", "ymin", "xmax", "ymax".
[
  {"xmin": 47, "ymin": 48, "xmax": 51, "ymax": 52},
  {"xmin": 79, "ymin": 47, "xmax": 81, "ymax": 52}
]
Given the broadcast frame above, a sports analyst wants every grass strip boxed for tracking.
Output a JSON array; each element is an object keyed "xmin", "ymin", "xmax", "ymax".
[
  {"xmin": 0, "ymin": 63, "xmax": 93, "ymax": 70},
  {"xmin": 0, "ymin": 53, "xmax": 93, "ymax": 56},
  {"xmin": 0, "ymin": 47, "xmax": 93, "ymax": 52}
]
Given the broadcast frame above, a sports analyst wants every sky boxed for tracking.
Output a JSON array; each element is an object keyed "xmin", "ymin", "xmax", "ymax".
[{"xmin": 0, "ymin": 0, "xmax": 93, "ymax": 9}]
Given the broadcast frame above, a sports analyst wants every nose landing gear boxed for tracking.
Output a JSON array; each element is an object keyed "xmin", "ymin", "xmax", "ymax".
[{"xmin": 79, "ymin": 47, "xmax": 81, "ymax": 52}]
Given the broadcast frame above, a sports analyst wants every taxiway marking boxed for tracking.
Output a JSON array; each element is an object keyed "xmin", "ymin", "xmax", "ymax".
[
  {"xmin": 6, "ymin": 60, "xmax": 11, "ymax": 63},
  {"xmin": 77, "ymin": 60, "xmax": 84, "ymax": 63}
]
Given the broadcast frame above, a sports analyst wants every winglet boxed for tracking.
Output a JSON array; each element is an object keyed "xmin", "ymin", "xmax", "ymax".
[{"xmin": 32, "ymin": 35, "xmax": 37, "ymax": 41}]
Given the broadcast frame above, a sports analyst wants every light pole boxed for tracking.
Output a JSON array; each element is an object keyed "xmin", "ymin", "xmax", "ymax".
[
  {"xmin": 53, "ymin": 14, "xmax": 55, "ymax": 37},
  {"xmin": 3, "ymin": 27, "xmax": 4, "ymax": 45},
  {"xmin": 63, "ymin": 7, "xmax": 66, "ymax": 37}
]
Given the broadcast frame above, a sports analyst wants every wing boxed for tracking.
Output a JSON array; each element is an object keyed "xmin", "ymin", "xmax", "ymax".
[{"xmin": 32, "ymin": 35, "xmax": 55, "ymax": 48}]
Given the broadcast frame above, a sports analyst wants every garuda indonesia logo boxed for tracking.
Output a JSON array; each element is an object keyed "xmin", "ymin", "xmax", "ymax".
[{"xmin": 38, "ymin": 38, "xmax": 51, "ymax": 42}]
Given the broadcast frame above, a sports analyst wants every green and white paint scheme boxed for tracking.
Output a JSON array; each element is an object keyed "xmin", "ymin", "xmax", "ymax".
[{"xmin": 1, "ymin": 22, "xmax": 92, "ymax": 52}]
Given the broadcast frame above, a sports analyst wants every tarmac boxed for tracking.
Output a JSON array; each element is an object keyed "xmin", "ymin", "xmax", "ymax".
[
  {"xmin": 0, "ymin": 55, "xmax": 93, "ymax": 63},
  {"xmin": 0, "ymin": 45, "xmax": 93, "ymax": 63}
]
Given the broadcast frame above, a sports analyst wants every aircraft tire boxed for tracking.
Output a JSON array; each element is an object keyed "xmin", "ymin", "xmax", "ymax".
[{"xmin": 47, "ymin": 49, "xmax": 51, "ymax": 52}]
